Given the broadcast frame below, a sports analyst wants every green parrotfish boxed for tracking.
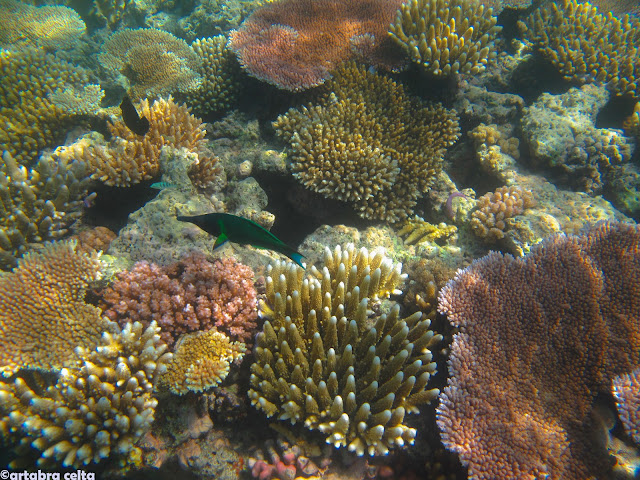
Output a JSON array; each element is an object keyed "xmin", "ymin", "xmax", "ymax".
[{"xmin": 177, "ymin": 212, "xmax": 305, "ymax": 268}]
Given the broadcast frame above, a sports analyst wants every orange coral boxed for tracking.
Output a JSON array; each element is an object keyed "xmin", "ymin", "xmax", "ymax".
[
  {"xmin": 228, "ymin": 0, "xmax": 405, "ymax": 91},
  {"xmin": 0, "ymin": 241, "xmax": 109, "ymax": 376},
  {"xmin": 437, "ymin": 222, "xmax": 640, "ymax": 479},
  {"xmin": 470, "ymin": 185, "xmax": 535, "ymax": 241}
]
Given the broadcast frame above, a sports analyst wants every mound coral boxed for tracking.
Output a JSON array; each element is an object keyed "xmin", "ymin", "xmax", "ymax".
[
  {"xmin": 228, "ymin": 0, "xmax": 405, "ymax": 91},
  {"xmin": 0, "ymin": 321, "xmax": 171, "ymax": 469},
  {"xmin": 100, "ymin": 253, "xmax": 258, "ymax": 348},
  {"xmin": 160, "ymin": 329, "xmax": 246, "ymax": 395},
  {"xmin": 0, "ymin": 240, "xmax": 108, "ymax": 376},
  {"xmin": 470, "ymin": 185, "xmax": 535, "ymax": 241},
  {"xmin": 98, "ymin": 28, "xmax": 202, "ymax": 100},
  {"xmin": 273, "ymin": 63, "xmax": 459, "ymax": 222},
  {"xmin": 249, "ymin": 244, "xmax": 442, "ymax": 456},
  {"xmin": 519, "ymin": 0, "xmax": 640, "ymax": 97},
  {"xmin": 389, "ymin": 0, "xmax": 501, "ymax": 76},
  {"xmin": 437, "ymin": 221, "xmax": 640, "ymax": 478}
]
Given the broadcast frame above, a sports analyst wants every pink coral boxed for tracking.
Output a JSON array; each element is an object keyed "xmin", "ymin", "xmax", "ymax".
[
  {"xmin": 436, "ymin": 221, "xmax": 640, "ymax": 479},
  {"xmin": 100, "ymin": 253, "xmax": 258, "ymax": 347}
]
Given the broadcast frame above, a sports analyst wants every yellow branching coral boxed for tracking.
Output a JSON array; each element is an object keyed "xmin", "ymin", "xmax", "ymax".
[
  {"xmin": 519, "ymin": 0, "xmax": 640, "ymax": 97},
  {"xmin": 55, "ymin": 96, "xmax": 207, "ymax": 187},
  {"xmin": 470, "ymin": 185, "xmax": 535, "ymax": 241},
  {"xmin": 273, "ymin": 63, "xmax": 459, "ymax": 223},
  {"xmin": 160, "ymin": 329, "xmax": 246, "ymax": 395},
  {"xmin": 397, "ymin": 217, "xmax": 457, "ymax": 245},
  {"xmin": 99, "ymin": 28, "xmax": 202, "ymax": 101},
  {"xmin": 0, "ymin": 241, "xmax": 108, "ymax": 376},
  {"xmin": 389, "ymin": 0, "xmax": 501, "ymax": 76},
  {"xmin": 0, "ymin": 0, "xmax": 85, "ymax": 50},
  {"xmin": 0, "ymin": 321, "xmax": 171, "ymax": 469},
  {"xmin": 0, "ymin": 151, "xmax": 92, "ymax": 270},
  {"xmin": 249, "ymin": 244, "xmax": 442, "ymax": 456}
]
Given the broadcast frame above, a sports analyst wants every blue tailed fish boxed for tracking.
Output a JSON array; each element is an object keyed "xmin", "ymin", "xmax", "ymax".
[{"xmin": 177, "ymin": 212, "xmax": 305, "ymax": 268}]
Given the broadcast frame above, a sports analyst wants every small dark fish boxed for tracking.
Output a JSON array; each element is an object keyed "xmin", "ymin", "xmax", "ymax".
[
  {"xmin": 177, "ymin": 212, "xmax": 305, "ymax": 268},
  {"xmin": 120, "ymin": 94, "xmax": 150, "ymax": 136}
]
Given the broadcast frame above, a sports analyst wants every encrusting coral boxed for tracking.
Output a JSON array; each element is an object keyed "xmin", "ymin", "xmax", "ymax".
[
  {"xmin": 228, "ymin": 0, "xmax": 406, "ymax": 91},
  {"xmin": 100, "ymin": 253, "xmax": 258, "ymax": 348},
  {"xmin": 273, "ymin": 63, "xmax": 460, "ymax": 223},
  {"xmin": 98, "ymin": 28, "xmax": 202, "ymax": 101},
  {"xmin": 0, "ymin": 321, "xmax": 171, "ymax": 470},
  {"xmin": 249, "ymin": 244, "xmax": 442, "ymax": 456},
  {"xmin": 159, "ymin": 329, "xmax": 246, "ymax": 395},
  {"xmin": 470, "ymin": 185, "xmax": 535, "ymax": 242},
  {"xmin": 437, "ymin": 221, "xmax": 640, "ymax": 479},
  {"xmin": 389, "ymin": 0, "xmax": 501, "ymax": 76},
  {"xmin": 519, "ymin": 0, "xmax": 640, "ymax": 97},
  {"xmin": 0, "ymin": 240, "xmax": 108, "ymax": 376}
]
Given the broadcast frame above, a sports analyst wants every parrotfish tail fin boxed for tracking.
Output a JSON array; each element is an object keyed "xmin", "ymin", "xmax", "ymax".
[
  {"xmin": 289, "ymin": 252, "xmax": 306, "ymax": 270},
  {"xmin": 213, "ymin": 233, "xmax": 228, "ymax": 250}
]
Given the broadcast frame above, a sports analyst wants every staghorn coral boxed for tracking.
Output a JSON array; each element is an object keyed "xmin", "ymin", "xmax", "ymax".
[
  {"xmin": 0, "ymin": 0, "xmax": 85, "ymax": 50},
  {"xmin": 613, "ymin": 368, "xmax": 640, "ymax": 445},
  {"xmin": 0, "ymin": 46, "xmax": 91, "ymax": 166},
  {"xmin": 228, "ymin": 0, "xmax": 406, "ymax": 91},
  {"xmin": 0, "ymin": 240, "xmax": 107, "ymax": 376},
  {"xmin": 389, "ymin": 0, "xmax": 501, "ymax": 76},
  {"xmin": 519, "ymin": 0, "xmax": 640, "ymax": 97},
  {"xmin": 470, "ymin": 185, "xmax": 535, "ymax": 242},
  {"xmin": 0, "ymin": 321, "xmax": 171, "ymax": 469},
  {"xmin": 436, "ymin": 221, "xmax": 640, "ymax": 479},
  {"xmin": 55, "ymin": 96, "xmax": 209, "ymax": 187},
  {"xmin": 273, "ymin": 63, "xmax": 459, "ymax": 223},
  {"xmin": 183, "ymin": 36, "xmax": 243, "ymax": 117},
  {"xmin": 98, "ymin": 28, "xmax": 202, "ymax": 101},
  {"xmin": 249, "ymin": 244, "xmax": 442, "ymax": 456},
  {"xmin": 0, "ymin": 150, "xmax": 92, "ymax": 270},
  {"xmin": 100, "ymin": 253, "xmax": 258, "ymax": 348},
  {"xmin": 159, "ymin": 329, "xmax": 246, "ymax": 395},
  {"xmin": 397, "ymin": 217, "xmax": 457, "ymax": 245}
]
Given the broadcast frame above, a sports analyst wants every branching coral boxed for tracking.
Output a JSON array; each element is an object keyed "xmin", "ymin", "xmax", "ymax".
[
  {"xmin": 98, "ymin": 28, "xmax": 202, "ymax": 100},
  {"xmin": 160, "ymin": 329, "xmax": 246, "ymax": 395},
  {"xmin": 0, "ymin": 240, "xmax": 108, "ymax": 376},
  {"xmin": 249, "ymin": 244, "xmax": 442, "ymax": 456},
  {"xmin": 100, "ymin": 253, "xmax": 258, "ymax": 348},
  {"xmin": 519, "ymin": 0, "xmax": 640, "ymax": 97},
  {"xmin": 437, "ymin": 221, "xmax": 640, "ymax": 479},
  {"xmin": 470, "ymin": 186, "xmax": 535, "ymax": 241},
  {"xmin": 612, "ymin": 369, "xmax": 640, "ymax": 445},
  {"xmin": 389, "ymin": 0, "xmax": 501, "ymax": 76},
  {"xmin": 0, "ymin": 321, "xmax": 171, "ymax": 469},
  {"xmin": 228, "ymin": 0, "xmax": 405, "ymax": 91},
  {"xmin": 273, "ymin": 63, "xmax": 459, "ymax": 222},
  {"xmin": 0, "ymin": 150, "xmax": 92, "ymax": 270},
  {"xmin": 397, "ymin": 217, "xmax": 457, "ymax": 245}
]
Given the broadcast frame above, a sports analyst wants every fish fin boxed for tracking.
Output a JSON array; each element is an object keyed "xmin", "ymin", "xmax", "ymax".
[
  {"xmin": 289, "ymin": 252, "xmax": 306, "ymax": 270},
  {"xmin": 214, "ymin": 233, "xmax": 229, "ymax": 250}
]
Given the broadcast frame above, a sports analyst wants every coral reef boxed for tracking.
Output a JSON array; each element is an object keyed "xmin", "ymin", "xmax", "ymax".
[
  {"xmin": 228, "ymin": 0, "xmax": 405, "ymax": 91},
  {"xmin": 248, "ymin": 438, "xmax": 327, "ymax": 479},
  {"xmin": 249, "ymin": 244, "xmax": 442, "ymax": 456},
  {"xmin": 273, "ymin": 63, "xmax": 459, "ymax": 222},
  {"xmin": 90, "ymin": 0, "xmax": 130, "ymax": 29},
  {"xmin": 0, "ymin": 46, "xmax": 91, "ymax": 166},
  {"xmin": 55, "ymin": 96, "xmax": 210, "ymax": 187},
  {"xmin": 389, "ymin": 0, "xmax": 501, "ymax": 76},
  {"xmin": 100, "ymin": 253, "xmax": 258, "ymax": 348},
  {"xmin": 613, "ymin": 368, "xmax": 640, "ymax": 445},
  {"xmin": 159, "ymin": 329, "xmax": 246, "ymax": 395},
  {"xmin": 0, "ymin": 0, "xmax": 85, "ymax": 50},
  {"xmin": 0, "ymin": 240, "xmax": 108, "ymax": 376},
  {"xmin": 396, "ymin": 217, "xmax": 457, "ymax": 245},
  {"xmin": 183, "ymin": 36, "xmax": 243, "ymax": 117},
  {"xmin": 98, "ymin": 28, "xmax": 202, "ymax": 100},
  {"xmin": 519, "ymin": 0, "xmax": 640, "ymax": 97},
  {"xmin": 71, "ymin": 227, "xmax": 117, "ymax": 255},
  {"xmin": 0, "ymin": 321, "xmax": 171, "ymax": 469},
  {"xmin": 437, "ymin": 221, "xmax": 640, "ymax": 479},
  {"xmin": 0, "ymin": 150, "xmax": 92, "ymax": 270},
  {"xmin": 470, "ymin": 185, "xmax": 535, "ymax": 242}
]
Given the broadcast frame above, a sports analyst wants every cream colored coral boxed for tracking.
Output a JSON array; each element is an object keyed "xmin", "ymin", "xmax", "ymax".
[{"xmin": 470, "ymin": 186, "xmax": 535, "ymax": 241}]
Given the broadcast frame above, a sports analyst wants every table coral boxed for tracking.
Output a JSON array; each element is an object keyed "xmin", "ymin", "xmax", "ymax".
[
  {"xmin": 0, "ymin": 240, "xmax": 108, "ymax": 376},
  {"xmin": 159, "ymin": 329, "xmax": 246, "ymax": 395},
  {"xmin": 98, "ymin": 28, "xmax": 202, "ymax": 101},
  {"xmin": 0, "ymin": 321, "xmax": 171, "ymax": 470},
  {"xmin": 100, "ymin": 253, "xmax": 258, "ymax": 348},
  {"xmin": 273, "ymin": 63, "xmax": 459, "ymax": 223},
  {"xmin": 437, "ymin": 221, "xmax": 640, "ymax": 479},
  {"xmin": 389, "ymin": 0, "xmax": 501, "ymax": 76},
  {"xmin": 470, "ymin": 185, "xmax": 535, "ymax": 242},
  {"xmin": 228, "ymin": 0, "xmax": 406, "ymax": 91},
  {"xmin": 249, "ymin": 244, "xmax": 442, "ymax": 456},
  {"xmin": 613, "ymin": 368, "xmax": 640, "ymax": 445}
]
